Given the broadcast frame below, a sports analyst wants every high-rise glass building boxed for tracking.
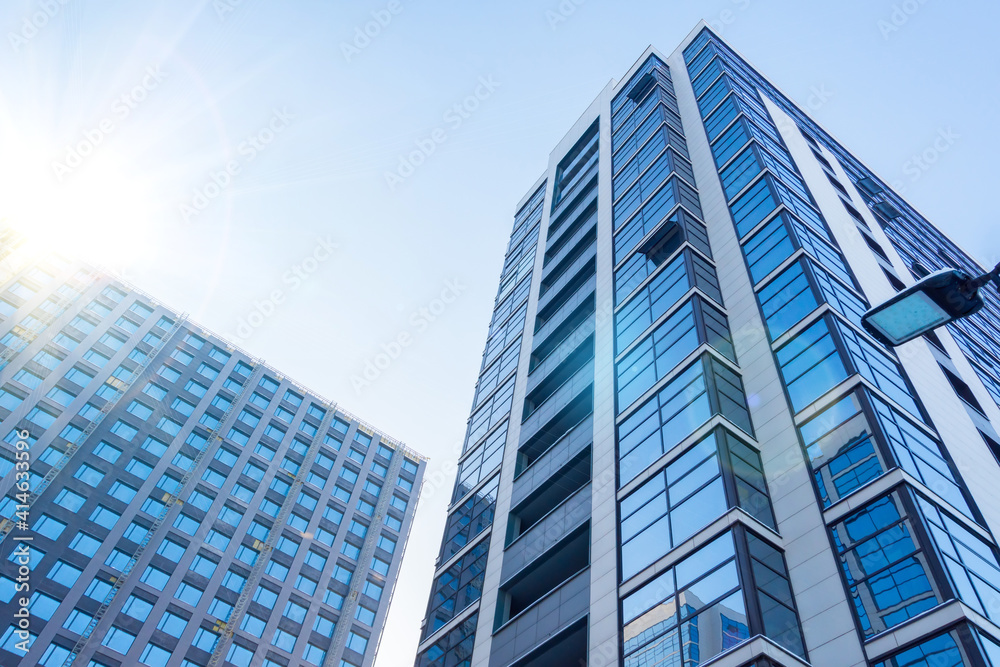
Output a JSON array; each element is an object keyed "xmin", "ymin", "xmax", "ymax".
[
  {"xmin": 416, "ymin": 22, "xmax": 1000, "ymax": 667},
  {"xmin": 0, "ymin": 230, "xmax": 425, "ymax": 667}
]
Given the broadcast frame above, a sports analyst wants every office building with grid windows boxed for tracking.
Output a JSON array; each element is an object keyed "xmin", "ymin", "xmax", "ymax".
[
  {"xmin": 415, "ymin": 21, "xmax": 1000, "ymax": 667},
  {"xmin": 0, "ymin": 231, "xmax": 426, "ymax": 667}
]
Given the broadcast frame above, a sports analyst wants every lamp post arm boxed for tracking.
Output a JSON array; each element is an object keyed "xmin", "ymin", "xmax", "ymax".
[{"xmin": 961, "ymin": 262, "xmax": 1000, "ymax": 294}]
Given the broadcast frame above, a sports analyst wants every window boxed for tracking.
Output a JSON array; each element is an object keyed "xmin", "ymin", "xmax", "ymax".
[
  {"xmin": 339, "ymin": 466, "xmax": 359, "ymax": 484},
  {"xmin": 185, "ymin": 379, "xmax": 207, "ymax": 397},
  {"xmin": 617, "ymin": 297, "xmax": 735, "ymax": 410},
  {"xmin": 243, "ymin": 462, "xmax": 265, "ymax": 481},
  {"xmin": 93, "ymin": 441, "xmax": 122, "ymax": 463},
  {"xmin": 830, "ymin": 492, "xmax": 939, "ymax": 637},
  {"xmin": 288, "ymin": 512, "xmax": 309, "ymax": 533},
  {"xmin": 254, "ymin": 585, "xmax": 279, "ymax": 607},
  {"xmin": 241, "ymin": 613, "xmax": 267, "ymax": 637},
  {"xmin": 90, "ymin": 505, "xmax": 121, "ymax": 529},
  {"xmin": 355, "ymin": 604, "xmax": 376, "ymax": 626},
  {"xmin": 371, "ymin": 557, "xmax": 390, "ymax": 576},
  {"xmin": 378, "ymin": 535, "xmax": 396, "ymax": 554},
  {"xmin": 615, "ymin": 249, "xmax": 721, "ymax": 352},
  {"xmin": 341, "ymin": 542, "xmax": 361, "ymax": 560},
  {"xmin": 141, "ymin": 436, "xmax": 168, "ymax": 457},
  {"xmin": 157, "ymin": 538, "xmax": 186, "ymax": 562},
  {"xmin": 85, "ymin": 579, "xmax": 113, "ymax": 601},
  {"xmin": 415, "ymin": 615, "xmax": 477, "ymax": 667},
  {"xmin": 206, "ymin": 529, "xmax": 231, "ymax": 551},
  {"xmin": 105, "ymin": 548, "xmax": 131, "ymax": 571},
  {"xmin": 272, "ymin": 627, "xmax": 296, "ymax": 651},
  {"xmin": 209, "ymin": 597, "xmax": 234, "ymax": 620},
  {"xmin": 69, "ymin": 532, "xmax": 101, "ymax": 556},
  {"xmin": 74, "ymin": 463, "xmax": 105, "ymax": 487},
  {"xmin": 363, "ymin": 579, "xmax": 383, "ymax": 601},
  {"xmin": 424, "ymin": 540, "xmax": 488, "ymax": 634},
  {"xmin": 122, "ymin": 594, "xmax": 154, "ymax": 619},
  {"xmin": 222, "ymin": 569, "xmax": 247, "ymax": 592},
  {"xmin": 140, "ymin": 644, "xmax": 172, "ymax": 666},
  {"xmin": 777, "ymin": 315, "xmax": 923, "ymax": 419},
  {"xmin": 192, "ymin": 627, "xmax": 219, "ymax": 651},
  {"xmin": 226, "ymin": 643, "xmax": 254, "ymax": 663},
  {"xmin": 304, "ymin": 550, "xmax": 327, "ymax": 570},
  {"xmin": 346, "ymin": 631, "xmax": 368, "ymax": 654},
  {"xmin": 102, "ymin": 626, "xmax": 137, "ymax": 655},
  {"xmin": 140, "ymin": 565, "xmax": 171, "ymax": 590},
  {"xmin": 45, "ymin": 386, "xmax": 75, "ymax": 407},
  {"xmin": 622, "ymin": 528, "xmax": 773, "ymax": 664},
  {"xmin": 175, "ymin": 581, "xmax": 204, "ymax": 606},
  {"xmin": 197, "ymin": 363, "xmax": 219, "ymax": 380},
  {"xmin": 109, "ymin": 481, "xmax": 138, "ymax": 503},
  {"xmin": 453, "ymin": 424, "xmax": 506, "ymax": 502},
  {"xmin": 54, "ymin": 488, "xmax": 85, "ymax": 511},
  {"xmin": 464, "ymin": 378, "xmax": 514, "ymax": 450},
  {"xmin": 918, "ymin": 494, "xmax": 1000, "ymax": 625},
  {"xmin": 871, "ymin": 630, "xmax": 969, "ymax": 667},
  {"xmin": 333, "ymin": 564, "xmax": 353, "ymax": 585},
  {"xmin": 47, "ymin": 560, "xmax": 82, "ymax": 587},
  {"xmin": 325, "ymin": 588, "xmax": 345, "ymax": 609},
  {"xmin": 34, "ymin": 515, "xmax": 67, "ymax": 540},
  {"xmin": 618, "ymin": 354, "xmax": 751, "ymax": 485}
]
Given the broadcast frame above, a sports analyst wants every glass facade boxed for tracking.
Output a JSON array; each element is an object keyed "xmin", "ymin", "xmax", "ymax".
[
  {"xmin": 0, "ymin": 248, "xmax": 424, "ymax": 667},
  {"xmin": 684, "ymin": 27, "xmax": 1000, "ymax": 667},
  {"xmin": 621, "ymin": 527, "xmax": 803, "ymax": 666},
  {"xmin": 417, "ymin": 184, "xmax": 547, "ymax": 663},
  {"xmin": 610, "ymin": 54, "xmax": 806, "ymax": 667},
  {"xmin": 417, "ymin": 25, "xmax": 1000, "ymax": 667}
]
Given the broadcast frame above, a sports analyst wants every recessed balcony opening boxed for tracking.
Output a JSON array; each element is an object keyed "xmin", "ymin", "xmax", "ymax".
[
  {"xmin": 495, "ymin": 523, "xmax": 590, "ymax": 628},
  {"xmin": 511, "ymin": 617, "xmax": 588, "ymax": 667},
  {"xmin": 507, "ymin": 446, "xmax": 591, "ymax": 545}
]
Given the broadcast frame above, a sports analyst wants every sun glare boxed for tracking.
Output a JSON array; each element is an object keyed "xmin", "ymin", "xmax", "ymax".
[{"xmin": 0, "ymin": 132, "xmax": 156, "ymax": 270}]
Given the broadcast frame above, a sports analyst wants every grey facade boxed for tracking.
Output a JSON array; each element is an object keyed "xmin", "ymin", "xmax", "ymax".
[
  {"xmin": 0, "ymin": 232, "xmax": 425, "ymax": 667},
  {"xmin": 416, "ymin": 22, "xmax": 1000, "ymax": 667}
]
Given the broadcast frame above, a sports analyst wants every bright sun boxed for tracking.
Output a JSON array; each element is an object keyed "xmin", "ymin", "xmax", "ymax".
[{"xmin": 0, "ymin": 131, "xmax": 156, "ymax": 269}]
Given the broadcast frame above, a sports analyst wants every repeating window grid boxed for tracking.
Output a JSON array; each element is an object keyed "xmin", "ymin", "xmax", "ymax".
[{"xmin": 0, "ymin": 270, "xmax": 417, "ymax": 661}]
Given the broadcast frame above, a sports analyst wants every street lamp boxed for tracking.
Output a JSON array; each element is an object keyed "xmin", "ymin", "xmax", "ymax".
[{"xmin": 861, "ymin": 263, "xmax": 1000, "ymax": 347}]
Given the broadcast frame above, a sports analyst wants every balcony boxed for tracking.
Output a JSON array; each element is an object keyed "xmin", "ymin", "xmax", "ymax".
[
  {"xmin": 534, "ymin": 250, "xmax": 596, "ymax": 322},
  {"xmin": 523, "ymin": 335, "xmax": 593, "ymax": 418},
  {"xmin": 548, "ymin": 179, "xmax": 597, "ymax": 246},
  {"xmin": 518, "ymin": 376, "xmax": 593, "ymax": 471},
  {"xmin": 527, "ymin": 315, "xmax": 594, "ymax": 384},
  {"xmin": 504, "ymin": 481, "xmax": 591, "ymax": 576},
  {"xmin": 531, "ymin": 279, "xmax": 595, "ymax": 358},
  {"xmin": 495, "ymin": 523, "xmax": 590, "ymax": 630},
  {"xmin": 542, "ymin": 208, "xmax": 597, "ymax": 277},
  {"xmin": 512, "ymin": 414, "xmax": 592, "ymax": 503},
  {"xmin": 488, "ymin": 576, "xmax": 588, "ymax": 667}
]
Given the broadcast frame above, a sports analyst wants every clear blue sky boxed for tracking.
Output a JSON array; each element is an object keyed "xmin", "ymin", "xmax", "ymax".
[{"xmin": 1, "ymin": 1, "xmax": 997, "ymax": 664}]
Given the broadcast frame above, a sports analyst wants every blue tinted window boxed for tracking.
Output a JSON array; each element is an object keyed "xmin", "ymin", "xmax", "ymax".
[
  {"xmin": 917, "ymin": 495, "xmax": 1000, "ymax": 625},
  {"xmin": 620, "ymin": 432, "xmax": 729, "ymax": 580},
  {"xmin": 871, "ymin": 631, "xmax": 964, "ymax": 667},
  {"xmin": 616, "ymin": 251, "xmax": 721, "ymax": 353},
  {"xmin": 617, "ymin": 356, "xmax": 752, "ymax": 486},
  {"xmin": 423, "ymin": 541, "xmax": 489, "ymax": 638},
  {"xmin": 800, "ymin": 393, "xmax": 884, "ymax": 507},
  {"xmin": 830, "ymin": 493, "xmax": 939, "ymax": 637},
  {"xmin": 758, "ymin": 261, "xmax": 818, "ymax": 340},
  {"xmin": 776, "ymin": 318, "xmax": 847, "ymax": 412},
  {"xmin": 623, "ymin": 532, "xmax": 748, "ymax": 665}
]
